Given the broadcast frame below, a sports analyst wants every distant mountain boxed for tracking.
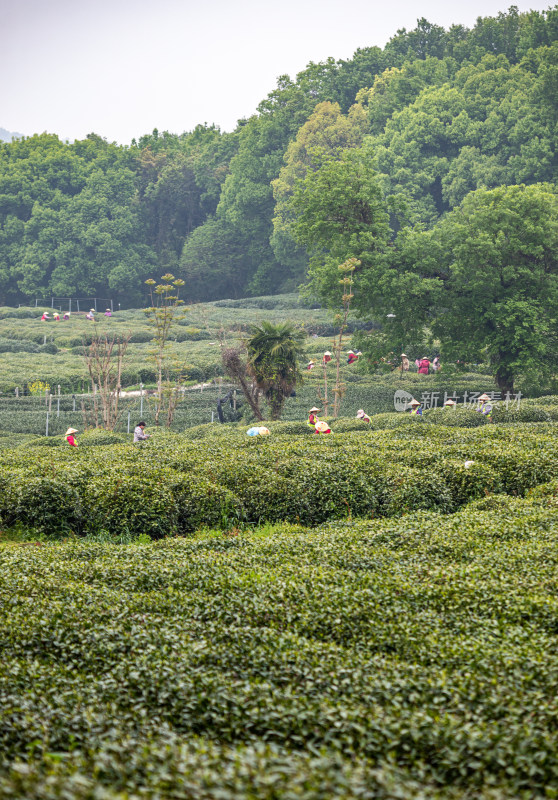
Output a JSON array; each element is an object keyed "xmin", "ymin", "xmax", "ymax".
[{"xmin": 0, "ymin": 127, "xmax": 24, "ymax": 142}]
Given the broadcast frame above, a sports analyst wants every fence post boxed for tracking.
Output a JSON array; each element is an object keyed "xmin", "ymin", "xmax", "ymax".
[
  {"xmin": 72, "ymin": 394, "xmax": 76, "ymax": 412},
  {"xmin": 211, "ymin": 411, "xmax": 214, "ymax": 423},
  {"xmin": 45, "ymin": 388, "xmax": 49, "ymax": 407},
  {"xmin": 48, "ymin": 392, "xmax": 52, "ymax": 413},
  {"xmin": 45, "ymin": 412, "xmax": 49, "ymax": 437},
  {"xmin": 57, "ymin": 396, "xmax": 60, "ymax": 417},
  {"xmin": 15, "ymin": 387, "xmax": 19, "ymax": 398}
]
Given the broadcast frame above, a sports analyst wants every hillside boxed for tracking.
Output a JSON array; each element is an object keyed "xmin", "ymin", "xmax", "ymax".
[{"xmin": 0, "ymin": 6, "xmax": 556, "ymax": 307}]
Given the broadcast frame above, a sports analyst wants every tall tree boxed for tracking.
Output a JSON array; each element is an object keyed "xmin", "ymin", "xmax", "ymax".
[
  {"xmin": 271, "ymin": 101, "xmax": 368, "ymax": 287},
  {"xmin": 289, "ymin": 148, "xmax": 390, "ymax": 310},
  {"xmin": 376, "ymin": 183, "xmax": 558, "ymax": 393}
]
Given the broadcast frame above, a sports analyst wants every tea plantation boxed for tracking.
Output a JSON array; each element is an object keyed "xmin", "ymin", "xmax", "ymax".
[{"xmin": 1, "ymin": 420, "xmax": 558, "ymax": 798}]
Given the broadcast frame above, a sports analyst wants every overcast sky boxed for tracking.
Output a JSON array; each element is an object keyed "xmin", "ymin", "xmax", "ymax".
[{"xmin": 1, "ymin": 0, "xmax": 555, "ymax": 144}]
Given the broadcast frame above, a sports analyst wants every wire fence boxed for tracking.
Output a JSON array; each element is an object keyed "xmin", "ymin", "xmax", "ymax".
[{"xmin": 0, "ymin": 383, "xmax": 243, "ymax": 436}]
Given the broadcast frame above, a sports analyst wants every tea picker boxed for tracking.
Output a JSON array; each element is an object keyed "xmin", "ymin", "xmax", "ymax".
[
  {"xmin": 307, "ymin": 407, "xmax": 321, "ymax": 429},
  {"xmin": 65, "ymin": 428, "xmax": 78, "ymax": 447},
  {"xmin": 408, "ymin": 398, "xmax": 423, "ymax": 416},
  {"xmin": 246, "ymin": 427, "xmax": 270, "ymax": 437}
]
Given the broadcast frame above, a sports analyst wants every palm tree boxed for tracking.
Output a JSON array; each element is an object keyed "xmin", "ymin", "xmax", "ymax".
[{"xmin": 246, "ymin": 321, "xmax": 306, "ymax": 420}]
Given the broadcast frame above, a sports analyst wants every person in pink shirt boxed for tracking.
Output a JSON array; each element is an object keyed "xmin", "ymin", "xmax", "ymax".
[
  {"xmin": 65, "ymin": 427, "xmax": 78, "ymax": 447},
  {"xmin": 418, "ymin": 357, "xmax": 431, "ymax": 374}
]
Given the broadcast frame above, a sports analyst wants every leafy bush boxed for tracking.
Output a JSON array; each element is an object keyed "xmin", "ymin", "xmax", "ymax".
[
  {"xmin": 83, "ymin": 469, "xmax": 178, "ymax": 539},
  {"xmin": 0, "ymin": 420, "xmax": 555, "ymax": 539},
  {"xmin": 78, "ymin": 429, "xmax": 128, "ymax": 446},
  {"xmin": 424, "ymin": 407, "xmax": 487, "ymax": 426},
  {"xmin": 3, "ymin": 500, "xmax": 558, "ymax": 797},
  {"xmin": 491, "ymin": 404, "xmax": 550, "ymax": 423},
  {"xmin": 0, "ymin": 337, "xmax": 39, "ymax": 353},
  {"xmin": 37, "ymin": 341, "xmax": 58, "ymax": 354},
  {"xmin": 0, "ymin": 473, "xmax": 83, "ymax": 533},
  {"xmin": 0, "ymin": 305, "xmax": 51, "ymax": 319}
]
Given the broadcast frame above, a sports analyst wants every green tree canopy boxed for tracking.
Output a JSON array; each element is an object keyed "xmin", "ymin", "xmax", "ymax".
[
  {"xmin": 271, "ymin": 101, "xmax": 368, "ymax": 287},
  {"xmin": 289, "ymin": 148, "xmax": 391, "ymax": 309},
  {"xmin": 376, "ymin": 183, "xmax": 558, "ymax": 392}
]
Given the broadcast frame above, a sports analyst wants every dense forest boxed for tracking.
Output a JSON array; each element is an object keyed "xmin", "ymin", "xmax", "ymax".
[{"xmin": 0, "ymin": 7, "xmax": 557, "ymax": 325}]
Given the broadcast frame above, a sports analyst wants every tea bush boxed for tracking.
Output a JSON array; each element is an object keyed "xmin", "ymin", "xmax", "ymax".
[
  {"xmin": 0, "ymin": 421, "xmax": 556, "ymax": 538},
  {"xmin": 0, "ymin": 337, "xmax": 39, "ymax": 353},
  {"xmin": 3, "ymin": 501, "xmax": 558, "ymax": 797},
  {"xmin": 423, "ymin": 407, "xmax": 487, "ymax": 426}
]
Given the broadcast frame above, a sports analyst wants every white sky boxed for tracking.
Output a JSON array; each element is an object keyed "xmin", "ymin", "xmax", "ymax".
[{"xmin": 1, "ymin": 0, "xmax": 555, "ymax": 144}]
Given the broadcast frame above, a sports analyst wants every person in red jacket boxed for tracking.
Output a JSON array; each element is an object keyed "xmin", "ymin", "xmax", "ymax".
[
  {"xmin": 307, "ymin": 407, "xmax": 321, "ymax": 430},
  {"xmin": 418, "ymin": 357, "xmax": 430, "ymax": 374},
  {"xmin": 65, "ymin": 427, "xmax": 78, "ymax": 447}
]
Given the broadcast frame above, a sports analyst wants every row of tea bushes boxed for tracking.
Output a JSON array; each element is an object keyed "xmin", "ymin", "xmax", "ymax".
[
  {"xmin": 2, "ymin": 501, "xmax": 558, "ymax": 797},
  {"xmin": 0, "ymin": 422, "xmax": 557, "ymax": 536}
]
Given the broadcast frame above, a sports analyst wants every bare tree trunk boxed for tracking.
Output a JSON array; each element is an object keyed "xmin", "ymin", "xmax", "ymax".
[
  {"xmin": 83, "ymin": 329, "xmax": 131, "ymax": 429},
  {"xmin": 321, "ymin": 363, "xmax": 329, "ymax": 417},
  {"xmin": 222, "ymin": 347, "xmax": 264, "ymax": 421}
]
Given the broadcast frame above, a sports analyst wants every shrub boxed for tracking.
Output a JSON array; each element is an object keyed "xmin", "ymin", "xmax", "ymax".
[
  {"xmin": 381, "ymin": 465, "xmax": 454, "ymax": 515},
  {"xmin": 491, "ymin": 404, "xmax": 550, "ymax": 423},
  {"xmin": 0, "ymin": 338, "xmax": 39, "ymax": 353},
  {"xmin": 1, "ymin": 473, "xmax": 83, "ymax": 533},
  {"xmin": 78, "ymin": 429, "xmax": 128, "ymax": 446},
  {"xmin": 424, "ymin": 407, "xmax": 487, "ymax": 427},
  {"xmin": 4, "ymin": 500, "xmax": 558, "ymax": 796},
  {"xmin": 37, "ymin": 342, "xmax": 58, "ymax": 354},
  {"xmin": 83, "ymin": 470, "xmax": 178, "ymax": 539},
  {"xmin": 169, "ymin": 473, "xmax": 245, "ymax": 532}
]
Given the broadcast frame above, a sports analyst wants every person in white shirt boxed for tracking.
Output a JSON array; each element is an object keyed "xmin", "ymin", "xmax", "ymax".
[{"xmin": 133, "ymin": 421, "xmax": 150, "ymax": 442}]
